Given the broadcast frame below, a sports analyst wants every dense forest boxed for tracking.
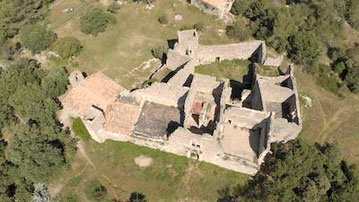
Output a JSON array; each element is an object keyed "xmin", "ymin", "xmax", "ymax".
[
  {"xmin": 0, "ymin": 0, "xmax": 358, "ymax": 201},
  {"xmin": 0, "ymin": 1, "xmax": 76, "ymax": 201},
  {"xmin": 229, "ymin": 0, "xmax": 359, "ymax": 95}
]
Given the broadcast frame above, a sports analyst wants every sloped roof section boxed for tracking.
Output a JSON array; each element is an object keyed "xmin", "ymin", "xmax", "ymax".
[
  {"xmin": 103, "ymin": 99, "xmax": 141, "ymax": 136},
  {"xmin": 60, "ymin": 72, "xmax": 125, "ymax": 116}
]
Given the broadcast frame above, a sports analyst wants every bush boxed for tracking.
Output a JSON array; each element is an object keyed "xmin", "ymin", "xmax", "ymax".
[
  {"xmin": 230, "ymin": 0, "xmax": 251, "ymax": 16},
  {"xmin": 85, "ymin": 180, "xmax": 107, "ymax": 201},
  {"xmin": 79, "ymin": 7, "xmax": 116, "ymax": 36},
  {"xmin": 226, "ymin": 18, "xmax": 251, "ymax": 41},
  {"xmin": 72, "ymin": 118, "xmax": 91, "ymax": 141},
  {"xmin": 347, "ymin": 0, "xmax": 359, "ymax": 30},
  {"xmin": 194, "ymin": 22, "xmax": 204, "ymax": 31},
  {"xmin": 151, "ymin": 46, "xmax": 167, "ymax": 60},
  {"xmin": 108, "ymin": 2, "xmax": 120, "ymax": 14},
  {"xmin": 53, "ymin": 37, "xmax": 82, "ymax": 59},
  {"xmin": 158, "ymin": 15, "xmax": 168, "ymax": 25},
  {"xmin": 20, "ymin": 23, "xmax": 56, "ymax": 54},
  {"xmin": 333, "ymin": 61, "xmax": 346, "ymax": 74},
  {"xmin": 129, "ymin": 192, "xmax": 147, "ymax": 202}
]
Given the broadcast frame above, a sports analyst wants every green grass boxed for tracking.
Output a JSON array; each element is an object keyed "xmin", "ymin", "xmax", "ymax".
[
  {"xmin": 256, "ymin": 64, "xmax": 281, "ymax": 77},
  {"xmin": 86, "ymin": 140, "xmax": 249, "ymax": 201},
  {"xmin": 295, "ymin": 69, "xmax": 359, "ymax": 165},
  {"xmin": 52, "ymin": 139, "xmax": 249, "ymax": 202},
  {"xmin": 195, "ymin": 59, "xmax": 251, "ymax": 82},
  {"xmin": 72, "ymin": 118, "xmax": 91, "ymax": 141}
]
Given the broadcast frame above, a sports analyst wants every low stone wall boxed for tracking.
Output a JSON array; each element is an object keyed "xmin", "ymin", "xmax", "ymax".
[
  {"xmin": 190, "ymin": 0, "xmax": 225, "ymax": 18},
  {"xmin": 197, "ymin": 41, "xmax": 266, "ymax": 65}
]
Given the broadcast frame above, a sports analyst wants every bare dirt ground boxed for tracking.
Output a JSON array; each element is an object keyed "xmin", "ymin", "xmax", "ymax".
[{"xmin": 134, "ymin": 155, "xmax": 154, "ymax": 167}]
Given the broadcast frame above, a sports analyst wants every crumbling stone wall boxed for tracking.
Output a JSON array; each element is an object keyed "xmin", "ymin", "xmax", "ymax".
[
  {"xmin": 190, "ymin": 0, "xmax": 225, "ymax": 18},
  {"xmin": 197, "ymin": 41, "xmax": 266, "ymax": 65}
]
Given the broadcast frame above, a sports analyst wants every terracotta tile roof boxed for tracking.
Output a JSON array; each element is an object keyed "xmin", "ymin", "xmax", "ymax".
[
  {"xmin": 103, "ymin": 100, "xmax": 141, "ymax": 136},
  {"xmin": 60, "ymin": 72, "xmax": 125, "ymax": 117}
]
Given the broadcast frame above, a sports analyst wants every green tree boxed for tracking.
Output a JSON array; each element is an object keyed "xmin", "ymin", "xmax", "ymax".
[
  {"xmin": 218, "ymin": 140, "xmax": 359, "ymax": 201},
  {"xmin": 20, "ymin": 23, "xmax": 56, "ymax": 54},
  {"xmin": 41, "ymin": 67, "xmax": 69, "ymax": 98},
  {"xmin": 8, "ymin": 125, "xmax": 71, "ymax": 182},
  {"xmin": 288, "ymin": 30, "xmax": 319, "ymax": 65},
  {"xmin": 53, "ymin": 37, "xmax": 83, "ymax": 59},
  {"xmin": 231, "ymin": 0, "xmax": 252, "ymax": 16},
  {"xmin": 79, "ymin": 7, "xmax": 116, "ymax": 36}
]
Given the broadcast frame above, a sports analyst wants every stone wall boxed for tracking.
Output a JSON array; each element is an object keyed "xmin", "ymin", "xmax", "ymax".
[
  {"xmin": 250, "ymin": 81, "xmax": 264, "ymax": 111},
  {"xmin": 197, "ymin": 41, "xmax": 266, "ymax": 65}
]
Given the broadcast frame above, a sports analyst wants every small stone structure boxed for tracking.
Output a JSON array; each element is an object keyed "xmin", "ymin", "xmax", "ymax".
[
  {"xmin": 60, "ymin": 30, "xmax": 302, "ymax": 175},
  {"xmin": 190, "ymin": 0, "xmax": 235, "ymax": 20}
]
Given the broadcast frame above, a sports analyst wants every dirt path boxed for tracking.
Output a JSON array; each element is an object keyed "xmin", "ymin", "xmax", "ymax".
[
  {"xmin": 50, "ymin": 0, "xmax": 65, "ymax": 9},
  {"xmin": 50, "ymin": 164, "xmax": 88, "ymax": 197},
  {"xmin": 77, "ymin": 141, "xmax": 95, "ymax": 168}
]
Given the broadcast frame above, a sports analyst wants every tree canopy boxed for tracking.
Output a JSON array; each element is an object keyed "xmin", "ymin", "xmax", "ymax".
[
  {"xmin": 0, "ymin": 59, "xmax": 76, "ymax": 201},
  {"xmin": 219, "ymin": 139, "xmax": 359, "ymax": 201},
  {"xmin": 79, "ymin": 7, "xmax": 116, "ymax": 36},
  {"xmin": 20, "ymin": 23, "xmax": 56, "ymax": 54},
  {"xmin": 53, "ymin": 36, "xmax": 83, "ymax": 59}
]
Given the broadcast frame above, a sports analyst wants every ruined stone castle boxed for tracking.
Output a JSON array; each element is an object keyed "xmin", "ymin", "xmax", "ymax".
[{"xmin": 60, "ymin": 30, "xmax": 302, "ymax": 175}]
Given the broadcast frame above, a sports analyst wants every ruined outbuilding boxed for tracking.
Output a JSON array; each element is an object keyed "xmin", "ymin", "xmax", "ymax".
[
  {"xmin": 60, "ymin": 30, "xmax": 302, "ymax": 175},
  {"xmin": 190, "ymin": 0, "xmax": 235, "ymax": 20}
]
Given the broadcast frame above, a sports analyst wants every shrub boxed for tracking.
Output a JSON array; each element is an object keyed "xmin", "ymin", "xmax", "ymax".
[
  {"xmin": 129, "ymin": 192, "xmax": 147, "ymax": 202},
  {"xmin": 53, "ymin": 37, "xmax": 82, "ymax": 59},
  {"xmin": 79, "ymin": 7, "xmax": 116, "ymax": 36},
  {"xmin": 158, "ymin": 15, "xmax": 168, "ymax": 25},
  {"xmin": 85, "ymin": 180, "xmax": 107, "ymax": 201},
  {"xmin": 108, "ymin": 2, "xmax": 120, "ymax": 14},
  {"xmin": 230, "ymin": 0, "xmax": 251, "ymax": 16},
  {"xmin": 333, "ymin": 61, "xmax": 346, "ymax": 74},
  {"xmin": 72, "ymin": 118, "xmax": 91, "ymax": 141},
  {"xmin": 194, "ymin": 22, "xmax": 204, "ymax": 31},
  {"xmin": 226, "ymin": 18, "xmax": 251, "ymax": 41},
  {"xmin": 151, "ymin": 45, "xmax": 167, "ymax": 60},
  {"xmin": 347, "ymin": 0, "xmax": 359, "ymax": 30},
  {"xmin": 20, "ymin": 23, "xmax": 56, "ymax": 54}
]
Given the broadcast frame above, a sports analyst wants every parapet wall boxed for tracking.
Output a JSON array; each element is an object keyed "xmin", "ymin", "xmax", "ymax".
[{"xmin": 197, "ymin": 41, "xmax": 266, "ymax": 65}]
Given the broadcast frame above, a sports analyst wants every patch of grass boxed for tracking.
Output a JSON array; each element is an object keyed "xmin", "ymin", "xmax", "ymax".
[
  {"xmin": 195, "ymin": 59, "xmax": 251, "ymax": 82},
  {"xmin": 83, "ymin": 140, "xmax": 249, "ymax": 201},
  {"xmin": 295, "ymin": 68, "xmax": 359, "ymax": 164},
  {"xmin": 70, "ymin": 174, "xmax": 83, "ymax": 187},
  {"xmin": 72, "ymin": 118, "xmax": 91, "ymax": 141},
  {"xmin": 85, "ymin": 180, "xmax": 109, "ymax": 201},
  {"xmin": 256, "ymin": 64, "xmax": 281, "ymax": 77}
]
